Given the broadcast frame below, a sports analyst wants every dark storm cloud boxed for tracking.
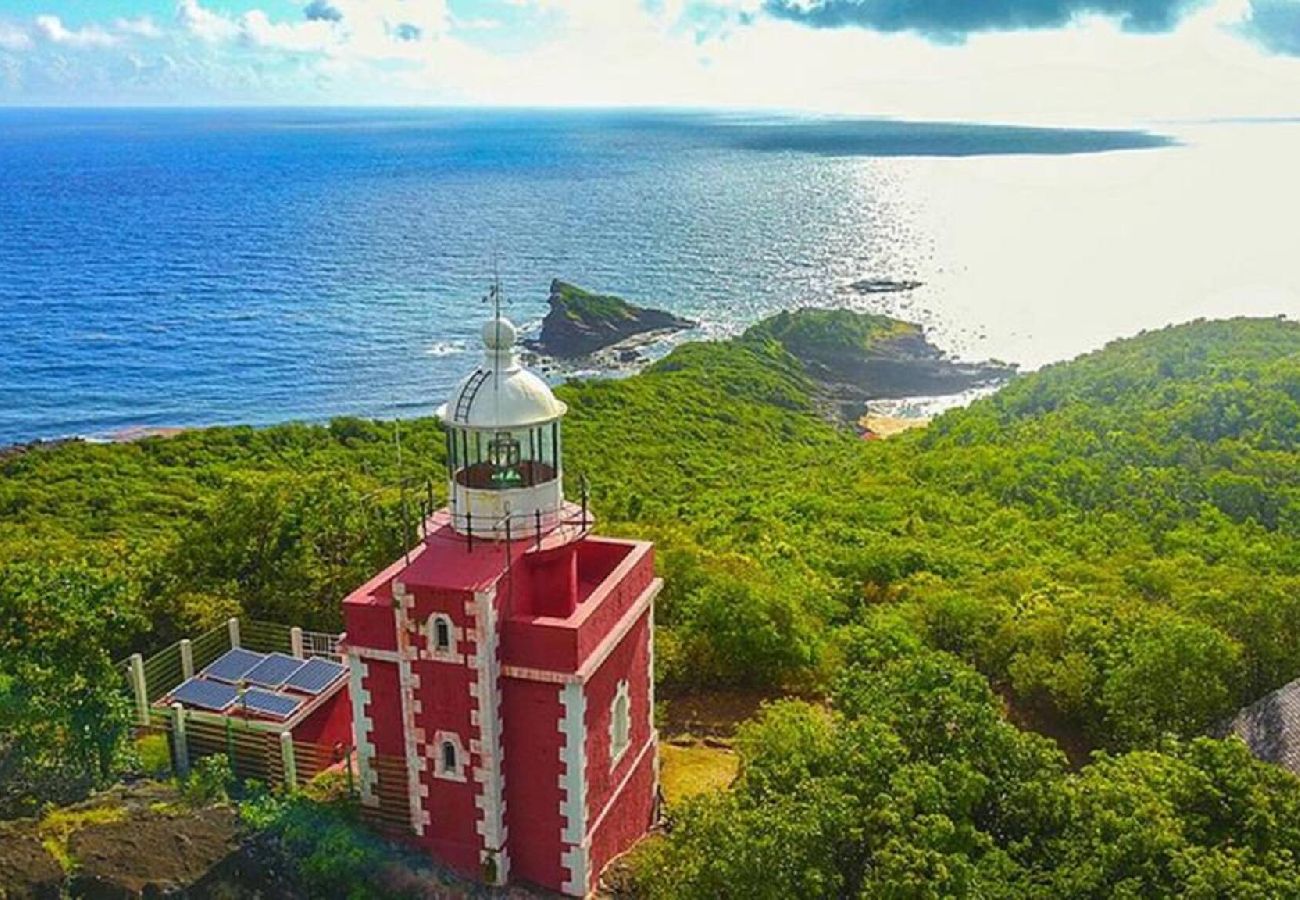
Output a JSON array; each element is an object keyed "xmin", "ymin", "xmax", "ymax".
[
  {"xmin": 303, "ymin": 0, "xmax": 344, "ymax": 23},
  {"xmin": 1241, "ymin": 0, "xmax": 1300, "ymax": 55},
  {"xmin": 763, "ymin": 0, "xmax": 1204, "ymax": 40}
]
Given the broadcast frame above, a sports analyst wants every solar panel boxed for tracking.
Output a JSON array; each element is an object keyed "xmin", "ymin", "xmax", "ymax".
[
  {"xmin": 244, "ymin": 653, "xmax": 306, "ymax": 688},
  {"xmin": 283, "ymin": 657, "xmax": 346, "ymax": 695},
  {"xmin": 202, "ymin": 647, "xmax": 267, "ymax": 683},
  {"xmin": 240, "ymin": 688, "xmax": 303, "ymax": 720},
  {"xmin": 171, "ymin": 678, "xmax": 239, "ymax": 712}
]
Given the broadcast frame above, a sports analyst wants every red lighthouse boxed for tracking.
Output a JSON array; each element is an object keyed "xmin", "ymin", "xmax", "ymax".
[{"xmin": 340, "ymin": 312, "xmax": 659, "ymax": 895}]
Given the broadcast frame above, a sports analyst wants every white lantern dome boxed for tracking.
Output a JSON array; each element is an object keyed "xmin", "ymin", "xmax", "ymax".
[
  {"xmin": 436, "ymin": 315, "xmax": 568, "ymax": 539},
  {"xmin": 437, "ymin": 316, "xmax": 567, "ymax": 430}
]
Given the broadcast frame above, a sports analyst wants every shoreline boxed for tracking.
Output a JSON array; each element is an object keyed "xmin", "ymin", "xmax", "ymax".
[
  {"xmin": 0, "ymin": 384, "xmax": 991, "ymax": 456},
  {"xmin": 1, "ymin": 307, "xmax": 1014, "ymax": 453}
]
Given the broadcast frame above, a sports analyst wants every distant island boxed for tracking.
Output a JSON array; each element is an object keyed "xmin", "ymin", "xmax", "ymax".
[{"xmin": 525, "ymin": 279, "xmax": 696, "ymax": 361}]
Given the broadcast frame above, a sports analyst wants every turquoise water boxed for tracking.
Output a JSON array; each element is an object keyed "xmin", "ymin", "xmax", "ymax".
[{"xmin": 0, "ymin": 108, "xmax": 1182, "ymax": 443}]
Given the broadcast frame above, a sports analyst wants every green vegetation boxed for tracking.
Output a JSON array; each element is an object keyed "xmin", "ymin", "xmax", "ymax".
[
  {"xmin": 636, "ymin": 635, "xmax": 1300, "ymax": 897},
  {"xmin": 3, "ymin": 309, "xmax": 1300, "ymax": 895},
  {"xmin": 552, "ymin": 279, "xmax": 644, "ymax": 325},
  {"xmin": 742, "ymin": 306, "xmax": 917, "ymax": 356}
]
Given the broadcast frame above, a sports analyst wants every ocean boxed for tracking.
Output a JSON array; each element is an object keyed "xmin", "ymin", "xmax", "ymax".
[{"xmin": 1, "ymin": 108, "xmax": 1297, "ymax": 445}]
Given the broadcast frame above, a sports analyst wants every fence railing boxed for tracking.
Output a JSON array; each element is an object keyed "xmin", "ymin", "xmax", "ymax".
[
  {"xmin": 121, "ymin": 617, "xmax": 344, "ymax": 716},
  {"xmin": 118, "ymin": 618, "xmax": 387, "ymax": 823}
]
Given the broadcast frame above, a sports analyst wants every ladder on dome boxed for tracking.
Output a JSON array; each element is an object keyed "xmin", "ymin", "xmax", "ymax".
[{"xmin": 453, "ymin": 369, "xmax": 491, "ymax": 423}]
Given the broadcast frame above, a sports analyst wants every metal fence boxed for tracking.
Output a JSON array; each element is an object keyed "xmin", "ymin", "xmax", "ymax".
[
  {"xmin": 120, "ymin": 618, "xmax": 361, "ymax": 800},
  {"xmin": 121, "ymin": 617, "xmax": 344, "ymax": 710}
]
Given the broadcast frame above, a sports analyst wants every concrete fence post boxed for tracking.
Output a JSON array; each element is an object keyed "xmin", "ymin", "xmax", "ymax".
[
  {"xmin": 280, "ymin": 731, "xmax": 297, "ymax": 791},
  {"xmin": 179, "ymin": 638, "xmax": 194, "ymax": 680},
  {"xmin": 227, "ymin": 617, "xmax": 241, "ymax": 649},
  {"xmin": 128, "ymin": 653, "xmax": 149, "ymax": 725},
  {"xmin": 290, "ymin": 626, "xmax": 304, "ymax": 659},
  {"xmin": 171, "ymin": 702, "xmax": 190, "ymax": 778}
]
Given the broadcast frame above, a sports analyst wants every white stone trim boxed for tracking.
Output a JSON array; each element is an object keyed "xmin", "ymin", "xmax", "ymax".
[
  {"xmin": 648, "ymin": 597, "xmax": 658, "ymax": 805},
  {"xmin": 345, "ymin": 653, "xmax": 378, "ymax": 806},
  {"xmin": 433, "ymin": 730, "xmax": 469, "ymax": 782},
  {"xmin": 561, "ymin": 842, "xmax": 590, "ymax": 899},
  {"xmin": 470, "ymin": 587, "xmax": 509, "ymax": 883},
  {"xmin": 393, "ymin": 580, "xmax": 429, "ymax": 836},
  {"xmin": 558, "ymin": 681, "xmax": 588, "ymax": 895},
  {"xmin": 346, "ymin": 644, "xmax": 401, "ymax": 663},
  {"xmin": 609, "ymin": 679, "xmax": 631, "ymax": 770}
]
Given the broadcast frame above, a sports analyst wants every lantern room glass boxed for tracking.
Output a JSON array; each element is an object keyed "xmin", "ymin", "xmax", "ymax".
[{"xmin": 446, "ymin": 420, "xmax": 561, "ymax": 491}]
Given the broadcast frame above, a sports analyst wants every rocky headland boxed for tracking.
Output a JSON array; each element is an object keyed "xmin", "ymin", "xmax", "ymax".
[
  {"xmin": 742, "ymin": 308, "xmax": 1016, "ymax": 423},
  {"xmin": 525, "ymin": 280, "xmax": 696, "ymax": 363}
]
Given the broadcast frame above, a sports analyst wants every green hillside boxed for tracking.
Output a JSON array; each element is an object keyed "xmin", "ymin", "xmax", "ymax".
[{"xmin": 4, "ymin": 312, "xmax": 1300, "ymax": 895}]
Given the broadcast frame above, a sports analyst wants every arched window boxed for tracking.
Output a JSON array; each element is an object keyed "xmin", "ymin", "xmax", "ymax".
[
  {"xmin": 610, "ymin": 680, "xmax": 631, "ymax": 766},
  {"xmin": 427, "ymin": 613, "xmax": 457, "ymax": 661},
  {"xmin": 433, "ymin": 730, "xmax": 467, "ymax": 782}
]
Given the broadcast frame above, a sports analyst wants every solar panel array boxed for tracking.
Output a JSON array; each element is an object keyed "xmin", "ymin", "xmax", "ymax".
[
  {"xmin": 202, "ymin": 647, "xmax": 266, "ymax": 683},
  {"xmin": 168, "ymin": 647, "xmax": 346, "ymax": 721}
]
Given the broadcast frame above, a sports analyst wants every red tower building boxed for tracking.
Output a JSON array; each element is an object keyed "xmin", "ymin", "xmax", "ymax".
[{"xmin": 340, "ymin": 313, "xmax": 659, "ymax": 895}]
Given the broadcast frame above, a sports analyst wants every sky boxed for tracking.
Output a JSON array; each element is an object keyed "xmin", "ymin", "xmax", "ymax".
[{"xmin": 1, "ymin": 0, "xmax": 1300, "ymax": 122}]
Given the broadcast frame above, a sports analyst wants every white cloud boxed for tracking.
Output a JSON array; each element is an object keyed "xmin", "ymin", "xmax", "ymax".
[
  {"xmin": 3, "ymin": 0, "xmax": 1300, "ymax": 117},
  {"xmin": 177, "ymin": 0, "xmax": 239, "ymax": 43},
  {"xmin": 114, "ymin": 17, "xmax": 164, "ymax": 40},
  {"xmin": 35, "ymin": 14, "xmax": 117, "ymax": 48},
  {"xmin": 239, "ymin": 10, "xmax": 337, "ymax": 53},
  {"xmin": 0, "ymin": 21, "xmax": 32, "ymax": 51}
]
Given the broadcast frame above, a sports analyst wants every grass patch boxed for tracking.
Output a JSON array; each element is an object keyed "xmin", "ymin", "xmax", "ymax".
[
  {"xmin": 136, "ymin": 732, "xmax": 173, "ymax": 778},
  {"xmin": 659, "ymin": 742, "xmax": 738, "ymax": 806}
]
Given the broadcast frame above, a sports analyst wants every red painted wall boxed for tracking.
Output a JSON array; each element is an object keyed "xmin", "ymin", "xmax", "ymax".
[
  {"xmin": 583, "ymin": 607, "xmax": 653, "ymax": 854},
  {"xmin": 589, "ymin": 744, "xmax": 656, "ymax": 884},
  {"xmin": 362, "ymin": 659, "xmax": 404, "ymax": 759},
  {"xmin": 501, "ymin": 677, "xmax": 565, "ymax": 890},
  {"xmin": 407, "ymin": 584, "xmax": 483, "ymax": 874},
  {"xmin": 291, "ymin": 684, "xmax": 352, "ymax": 747}
]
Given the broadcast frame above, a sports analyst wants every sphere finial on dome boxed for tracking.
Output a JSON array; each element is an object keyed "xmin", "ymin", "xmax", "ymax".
[{"xmin": 483, "ymin": 316, "xmax": 517, "ymax": 352}]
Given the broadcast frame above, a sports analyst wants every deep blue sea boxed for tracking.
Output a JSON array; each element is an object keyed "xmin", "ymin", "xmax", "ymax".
[{"xmin": 2, "ymin": 108, "xmax": 1295, "ymax": 445}]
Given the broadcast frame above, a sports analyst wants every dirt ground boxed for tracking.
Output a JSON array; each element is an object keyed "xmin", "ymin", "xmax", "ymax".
[{"xmin": 68, "ymin": 805, "xmax": 240, "ymax": 896}]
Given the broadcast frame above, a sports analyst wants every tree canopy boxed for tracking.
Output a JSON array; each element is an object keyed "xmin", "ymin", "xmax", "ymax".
[{"xmin": 3, "ymin": 312, "xmax": 1300, "ymax": 893}]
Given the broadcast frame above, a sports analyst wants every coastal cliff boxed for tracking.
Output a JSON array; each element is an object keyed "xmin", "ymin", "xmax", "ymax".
[{"xmin": 526, "ymin": 280, "xmax": 696, "ymax": 359}]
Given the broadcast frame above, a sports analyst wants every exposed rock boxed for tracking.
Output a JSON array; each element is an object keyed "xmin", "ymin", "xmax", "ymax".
[
  {"xmin": 848, "ymin": 278, "xmax": 923, "ymax": 295},
  {"xmin": 526, "ymin": 280, "xmax": 696, "ymax": 359},
  {"xmin": 0, "ymin": 829, "xmax": 63, "ymax": 900},
  {"xmin": 68, "ymin": 805, "xmax": 240, "ymax": 897},
  {"xmin": 0, "ymin": 782, "xmax": 241, "ymax": 900}
]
